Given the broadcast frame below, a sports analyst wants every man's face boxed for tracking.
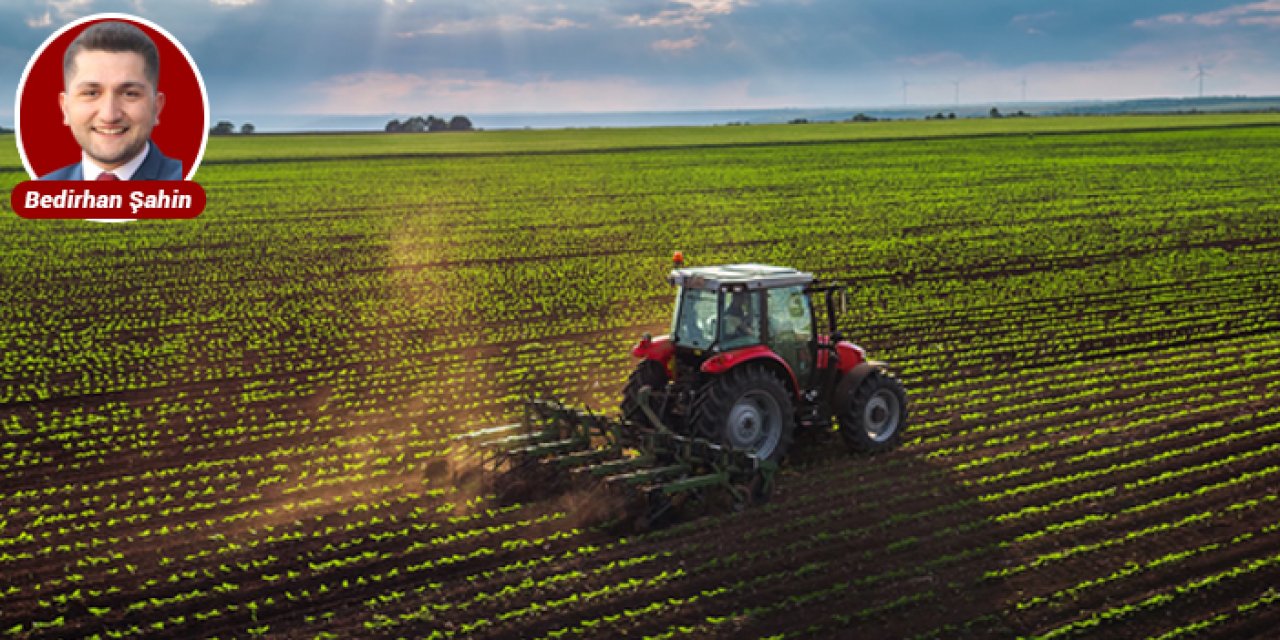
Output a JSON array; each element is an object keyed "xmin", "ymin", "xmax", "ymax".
[{"xmin": 59, "ymin": 50, "xmax": 165, "ymax": 170}]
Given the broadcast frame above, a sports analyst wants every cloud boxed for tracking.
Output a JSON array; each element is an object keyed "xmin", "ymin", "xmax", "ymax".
[
  {"xmin": 1136, "ymin": 1, "xmax": 1280, "ymax": 29},
  {"xmin": 619, "ymin": 0, "xmax": 754, "ymax": 54},
  {"xmin": 624, "ymin": 11, "xmax": 706, "ymax": 29},
  {"xmin": 652, "ymin": 35, "xmax": 702, "ymax": 51},
  {"xmin": 397, "ymin": 15, "xmax": 586, "ymax": 37},
  {"xmin": 24, "ymin": 0, "xmax": 157, "ymax": 28},
  {"xmin": 897, "ymin": 51, "xmax": 971, "ymax": 68},
  {"xmin": 51, "ymin": 0, "xmax": 93, "ymax": 16},
  {"xmin": 1239, "ymin": 14, "xmax": 1280, "ymax": 25},
  {"xmin": 24, "ymin": 0, "xmax": 94, "ymax": 29},
  {"xmin": 622, "ymin": 0, "xmax": 751, "ymax": 30},
  {"xmin": 26, "ymin": 11, "xmax": 52, "ymax": 28},
  {"xmin": 1011, "ymin": 10, "xmax": 1059, "ymax": 36},
  {"xmin": 27, "ymin": 0, "xmax": 92, "ymax": 25},
  {"xmin": 1135, "ymin": 13, "xmax": 1190, "ymax": 27},
  {"xmin": 211, "ymin": 0, "xmax": 257, "ymax": 6},
  {"xmin": 684, "ymin": 0, "xmax": 747, "ymax": 12}
]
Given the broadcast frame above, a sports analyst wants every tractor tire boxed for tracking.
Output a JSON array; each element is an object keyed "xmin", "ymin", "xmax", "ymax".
[
  {"xmin": 690, "ymin": 365, "xmax": 795, "ymax": 462},
  {"xmin": 621, "ymin": 360, "xmax": 669, "ymax": 428},
  {"xmin": 838, "ymin": 370, "xmax": 908, "ymax": 453}
]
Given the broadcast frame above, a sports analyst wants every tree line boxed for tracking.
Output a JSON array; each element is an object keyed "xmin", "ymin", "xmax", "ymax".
[
  {"xmin": 205, "ymin": 115, "xmax": 475, "ymax": 135},
  {"xmin": 211, "ymin": 121, "xmax": 254, "ymax": 135},
  {"xmin": 385, "ymin": 115, "xmax": 473, "ymax": 133}
]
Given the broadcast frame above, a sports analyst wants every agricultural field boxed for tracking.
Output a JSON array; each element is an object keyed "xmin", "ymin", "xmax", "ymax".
[{"xmin": 1, "ymin": 113, "xmax": 1279, "ymax": 638}]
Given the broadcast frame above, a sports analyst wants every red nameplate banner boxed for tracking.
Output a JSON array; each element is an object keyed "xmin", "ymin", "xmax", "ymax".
[{"xmin": 11, "ymin": 181, "xmax": 207, "ymax": 220}]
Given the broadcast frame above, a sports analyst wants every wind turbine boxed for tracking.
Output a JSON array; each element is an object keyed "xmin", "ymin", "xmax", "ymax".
[
  {"xmin": 1020, "ymin": 77, "xmax": 1028, "ymax": 102},
  {"xmin": 952, "ymin": 80, "xmax": 960, "ymax": 106},
  {"xmin": 901, "ymin": 78, "xmax": 910, "ymax": 106},
  {"xmin": 1193, "ymin": 63, "xmax": 1208, "ymax": 98}
]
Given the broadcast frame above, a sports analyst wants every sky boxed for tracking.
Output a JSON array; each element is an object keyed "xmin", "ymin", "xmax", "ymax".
[{"xmin": 3, "ymin": 0, "xmax": 1279, "ymax": 121}]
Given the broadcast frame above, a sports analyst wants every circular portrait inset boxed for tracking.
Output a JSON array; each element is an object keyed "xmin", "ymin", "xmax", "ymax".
[{"xmin": 15, "ymin": 13, "xmax": 209, "ymax": 181}]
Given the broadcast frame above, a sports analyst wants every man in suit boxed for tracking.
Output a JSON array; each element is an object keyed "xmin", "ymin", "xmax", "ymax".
[{"xmin": 41, "ymin": 21, "xmax": 183, "ymax": 181}]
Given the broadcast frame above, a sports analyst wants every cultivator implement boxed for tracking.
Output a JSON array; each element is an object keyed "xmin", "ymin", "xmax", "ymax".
[{"xmin": 457, "ymin": 398, "xmax": 777, "ymax": 528}]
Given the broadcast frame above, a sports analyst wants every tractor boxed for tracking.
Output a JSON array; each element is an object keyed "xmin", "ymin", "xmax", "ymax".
[
  {"xmin": 622, "ymin": 255, "xmax": 908, "ymax": 462},
  {"xmin": 460, "ymin": 254, "xmax": 908, "ymax": 525}
]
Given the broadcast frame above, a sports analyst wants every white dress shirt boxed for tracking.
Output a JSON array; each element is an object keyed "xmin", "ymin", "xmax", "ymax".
[{"xmin": 81, "ymin": 143, "xmax": 151, "ymax": 180}]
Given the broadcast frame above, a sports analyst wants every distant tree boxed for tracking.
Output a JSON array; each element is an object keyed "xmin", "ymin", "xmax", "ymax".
[
  {"xmin": 385, "ymin": 119, "xmax": 402, "ymax": 132},
  {"xmin": 848, "ymin": 113, "xmax": 877, "ymax": 123},
  {"xmin": 240, "ymin": 122, "xmax": 255, "ymax": 135},
  {"xmin": 989, "ymin": 107, "xmax": 1003, "ymax": 118},
  {"xmin": 948, "ymin": 112, "xmax": 956, "ymax": 119},
  {"xmin": 449, "ymin": 115, "xmax": 473, "ymax": 131},
  {"xmin": 788, "ymin": 118, "xmax": 809, "ymax": 125},
  {"xmin": 211, "ymin": 120, "xmax": 235, "ymax": 135},
  {"xmin": 0, "ymin": 125, "xmax": 11, "ymax": 134},
  {"xmin": 426, "ymin": 116, "xmax": 449, "ymax": 132},
  {"xmin": 403, "ymin": 116, "xmax": 427, "ymax": 132}
]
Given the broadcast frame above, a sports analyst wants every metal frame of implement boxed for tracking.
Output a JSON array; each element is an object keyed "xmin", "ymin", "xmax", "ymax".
[{"xmin": 459, "ymin": 398, "xmax": 778, "ymax": 519}]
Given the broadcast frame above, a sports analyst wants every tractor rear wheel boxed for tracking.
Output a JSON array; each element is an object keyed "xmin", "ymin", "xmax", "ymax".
[
  {"xmin": 621, "ymin": 360, "xmax": 669, "ymax": 428},
  {"xmin": 690, "ymin": 365, "xmax": 795, "ymax": 462},
  {"xmin": 838, "ymin": 371, "xmax": 908, "ymax": 453}
]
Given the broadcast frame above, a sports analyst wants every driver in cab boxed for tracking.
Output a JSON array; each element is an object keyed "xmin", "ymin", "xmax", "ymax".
[{"xmin": 722, "ymin": 291, "xmax": 758, "ymax": 346}]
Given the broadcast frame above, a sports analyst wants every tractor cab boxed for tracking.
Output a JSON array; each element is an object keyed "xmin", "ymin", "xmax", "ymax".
[{"xmin": 668, "ymin": 263, "xmax": 818, "ymax": 386}]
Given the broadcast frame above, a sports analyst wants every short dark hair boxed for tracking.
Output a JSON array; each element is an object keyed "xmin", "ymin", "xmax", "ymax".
[{"xmin": 63, "ymin": 21, "xmax": 160, "ymax": 89}]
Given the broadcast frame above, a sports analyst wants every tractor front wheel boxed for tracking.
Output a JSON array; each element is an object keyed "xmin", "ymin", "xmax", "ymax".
[
  {"xmin": 838, "ymin": 370, "xmax": 908, "ymax": 453},
  {"xmin": 690, "ymin": 365, "xmax": 795, "ymax": 462}
]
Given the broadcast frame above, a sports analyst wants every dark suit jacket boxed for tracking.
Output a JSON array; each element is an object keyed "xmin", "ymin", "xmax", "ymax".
[{"xmin": 40, "ymin": 141, "xmax": 184, "ymax": 180}]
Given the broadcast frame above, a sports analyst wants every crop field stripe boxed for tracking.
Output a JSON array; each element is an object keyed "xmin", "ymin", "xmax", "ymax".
[
  {"xmin": 914, "ymin": 331, "xmax": 1280, "ymax": 434},
  {"xmin": 1153, "ymin": 586, "xmax": 1280, "ymax": 640},
  {"xmin": 1031, "ymin": 528, "xmax": 1280, "ymax": 639}
]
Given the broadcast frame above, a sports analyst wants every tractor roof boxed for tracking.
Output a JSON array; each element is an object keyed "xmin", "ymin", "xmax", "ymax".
[{"xmin": 668, "ymin": 264, "xmax": 814, "ymax": 290}]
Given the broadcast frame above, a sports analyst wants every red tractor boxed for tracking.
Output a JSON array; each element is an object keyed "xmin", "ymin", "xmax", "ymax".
[
  {"xmin": 461, "ymin": 255, "xmax": 908, "ymax": 524},
  {"xmin": 622, "ymin": 256, "xmax": 908, "ymax": 462}
]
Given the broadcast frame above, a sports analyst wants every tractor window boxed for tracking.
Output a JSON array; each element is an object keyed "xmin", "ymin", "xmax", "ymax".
[
  {"xmin": 673, "ymin": 288, "xmax": 719, "ymax": 349},
  {"xmin": 766, "ymin": 286, "xmax": 813, "ymax": 344},
  {"xmin": 720, "ymin": 289, "xmax": 762, "ymax": 350},
  {"xmin": 766, "ymin": 286, "xmax": 814, "ymax": 382}
]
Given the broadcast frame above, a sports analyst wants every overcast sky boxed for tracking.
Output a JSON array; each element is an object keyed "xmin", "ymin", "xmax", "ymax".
[{"xmin": 3, "ymin": 0, "xmax": 1279, "ymax": 119}]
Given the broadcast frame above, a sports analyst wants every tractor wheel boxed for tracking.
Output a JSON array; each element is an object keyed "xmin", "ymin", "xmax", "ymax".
[
  {"xmin": 838, "ymin": 371, "xmax": 908, "ymax": 453},
  {"xmin": 621, "ymin": 360, "xmax": 669, "ymax": 428},
  {"xmin": 690, "ymin": 365, "xmax": 795, "ymax": 462}
]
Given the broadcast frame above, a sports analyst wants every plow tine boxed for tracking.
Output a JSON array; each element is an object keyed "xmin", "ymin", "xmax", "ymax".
[
  {"xmin": 483, "ymin": 433, "xmax": 555, "ymax": 451},
  {"xmin": 456, "ymin": 422, "xmax": 524, "ymax": 440},
  {"xmin": 510, "ymin": 437, "xmax": 592, "ymax": 458},
  {"xmin": 584, "ymin": 456, "xmax": 654, "ymax": 476},
  {"xmin": 605, "ymin": 464, "xmax": 688, "ymax": 486},
  {"xmin": 548, "ymin": 448, "xmax": 616, "ymax": 468}
]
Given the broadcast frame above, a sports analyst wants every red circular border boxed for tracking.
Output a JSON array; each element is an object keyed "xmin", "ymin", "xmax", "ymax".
[{"xmin": 15, "ymin": 13, "xmax": 209, "ymax": 180}]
